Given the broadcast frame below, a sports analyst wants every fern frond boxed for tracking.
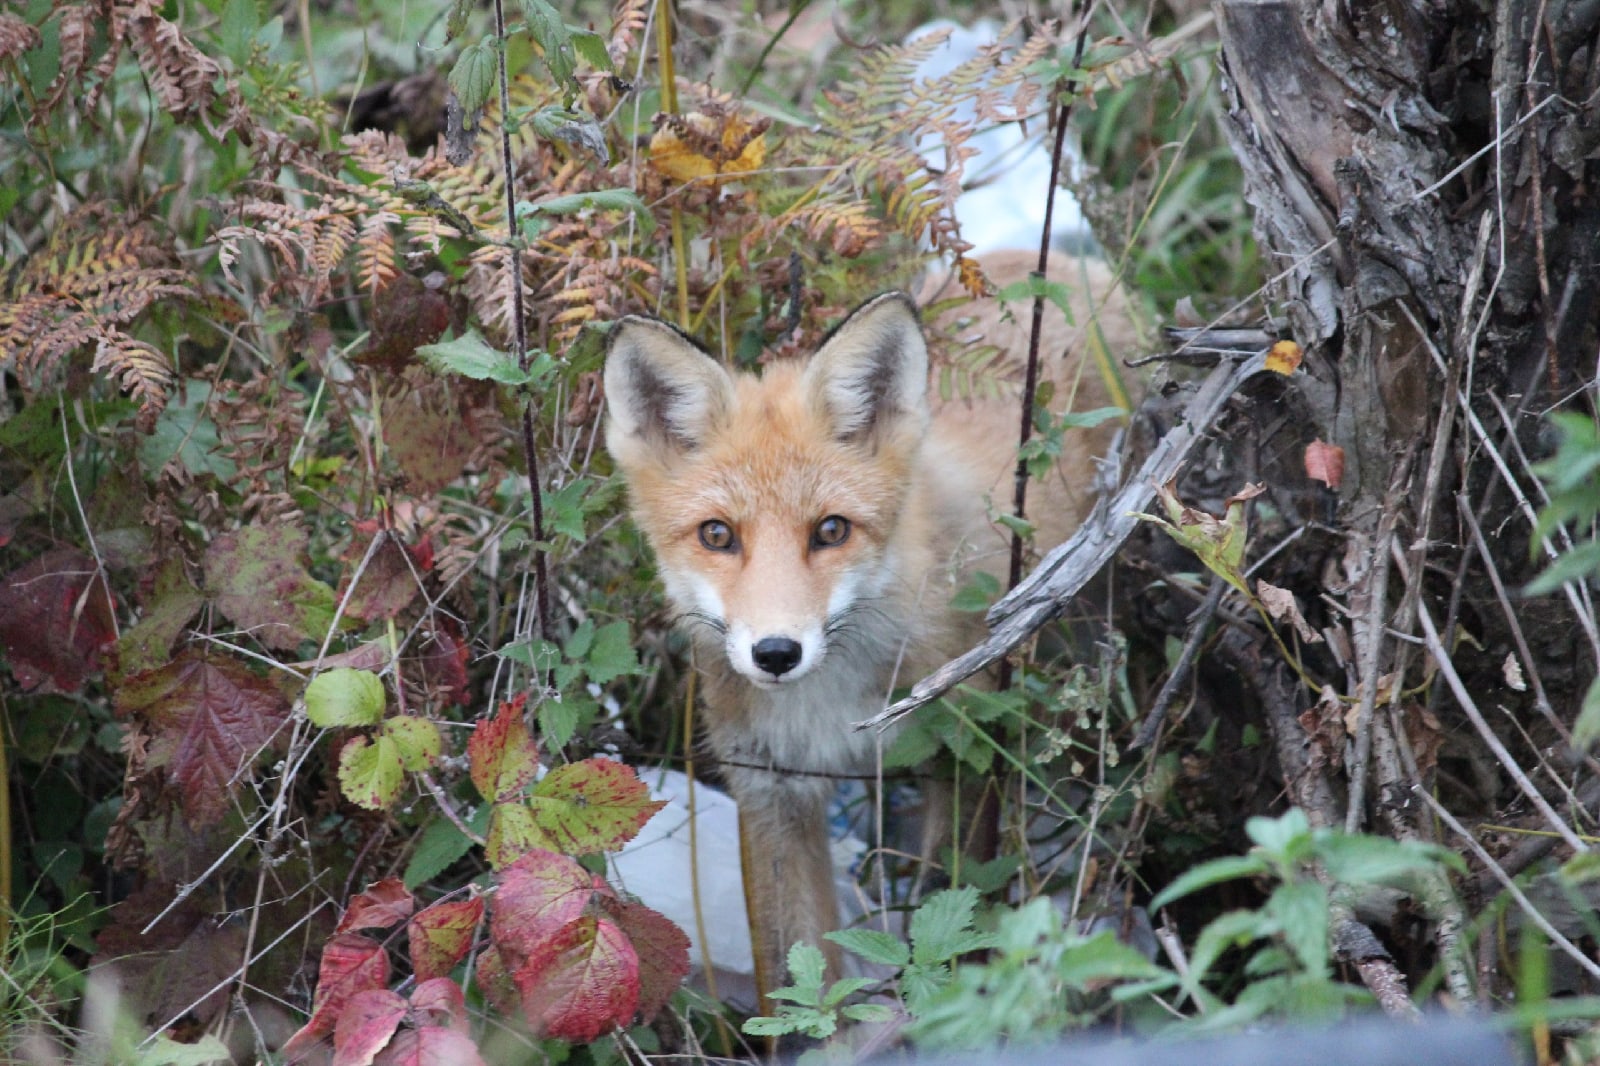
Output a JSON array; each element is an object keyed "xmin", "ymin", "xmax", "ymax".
[
  {"xmin": 0, "ymin": 11, "xmax": 41, "ymax": 63},
  {"xmin": 92, "ymin": 330, "xmax": 176, "ymax": 428}
]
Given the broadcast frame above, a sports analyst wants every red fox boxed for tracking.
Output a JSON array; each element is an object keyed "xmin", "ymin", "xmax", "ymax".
[{"xmin": 603, "ymin": 250, "xmax": 1137, "ymax": 997}]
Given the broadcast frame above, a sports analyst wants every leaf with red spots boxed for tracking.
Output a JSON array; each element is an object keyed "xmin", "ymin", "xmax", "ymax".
[
  {"xmin": 281, "ymin": 932, "xmax": 391, "ymax": 1062},
  {"xmin": 331, "ymin": 988, "xmax": 406, "ymax": 1066},
  {"xmin": 114, "ymin": 649, "xmax": 290, "ymax": 827},
  {"xmin": 338, "ymin": 878, "xmax": 414, "ymax": 935},
  {"xmin": 468, "ymin": 695, "xmax": 540, "ymax": 803},
  {"xmin": 526, "ymin": 758, "xmax": 664, "ymax": 854},
  {"xmin": 513, "ymin": 915, "xmax": 639, "ymax": 1042},
  {"xmin": 600, "ymin": 897, "xmax": 690, "ymax": 1022},
  {"xmin": 472, "ymin": 943, "xmax": 520, "ymax": 1017},
  {"xmin": 0, "ymin": 547, "xmax": 116, "ymax": 692},
  {"xmin": 489, "ymin": 849, "xmax": 595, "ymax": 963},
  {"xmin": 408, "ymin": 897, "xmax": 483, "ymax": 981},
  {"xmin": 204, "ymin": 523, "xmax": 338, "ymax": 650}
]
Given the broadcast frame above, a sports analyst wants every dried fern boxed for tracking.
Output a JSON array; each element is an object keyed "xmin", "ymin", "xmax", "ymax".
[{"xmin": 0, "ymin": 204, "xmax": 198, "ymax": 426}]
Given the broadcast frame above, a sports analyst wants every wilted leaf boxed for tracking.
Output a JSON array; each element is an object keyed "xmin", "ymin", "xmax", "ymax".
[
  {"xmin": 115, "ymin": 650, "xmax": 290, "ymax": 827},
  {"xmin": 332, "ymin": 987, "xmax": 406, "ymax": 1065},
  {"xmin": 0, "ymin": 547, "xmax": 117, "ymax": 692},
  {"xmin": 337, "ymin": 527, "xmax": 427, "ymax": 623},
  {"xmin": 1133, "ymin": 479, "xmax": 1264, "ymax": 595},
  {"xmin": 280, "ymin": 933, "xmax": 390, "ymax": 1062},
  {"xmin": 600, "ymin": 897, "xmax": 689, "ymax": 1022},
  {"xmin": 113, "ymin": 558, "xmax": 202, "ymax": 679},
  {"xmin": 514, "ymin": 915, "xmax": 639, "ymax": 1042},
  {"xmin": 526, "ymin": 758, "xmax": 665, "ymax": 854},
  {"xmin": 382, "ymin": 378, "xmax": 477, "ymax": 494},
  {"xmin": 1255, "ymin": 580, "xmax": 1323, "ymax": 644},
  {"xmin": 358, "ymin": 273, "xmax": 453, "ymax": 373},
  {"xmin": 91, "ymin": 882, "xmax": 247, "ymax": 1031},
  {"xmin": 1305, "ymin": 439, "xmax": 1345, "ymax": 490},
  {"xmin": 469, "ymin": 695, "xmax": 541, "ymax": 803},
  {"xmin": 647, "ymin": 108, "xmax": 769, "ymax": 183},
  {"xmin": 417, "ymin": 622, "xmax": 470, "ymax": 706},
  {"xmin": 306, "ymin": 668, "xmax": 387, "ymax": 728},
  {"xmin": 1502, "ymin": 653, "xmax": 1527, "ymax": 692},
  {"xmin": 410, "ymin": 897, "xmax": 484, "ymax": 982},
  {"xmin": 490, "ymin": 848, "xmax": 594, "ymax": 960},
  {"xmin": 1265, "ymin": 339, "xmax": 1303, "ymax": 375},
  {"xmin": 338, "ymin": 878, "xmax": 414, "ymax": 934},
  {"xmin": 204, "ymin": 523, "xmax": 338, "ymax": 650}
]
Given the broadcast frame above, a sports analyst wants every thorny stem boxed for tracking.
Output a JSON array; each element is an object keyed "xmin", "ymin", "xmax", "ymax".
[{"xmin": 492, "ymin": 0, "xmax": 555, "ymax": 648}]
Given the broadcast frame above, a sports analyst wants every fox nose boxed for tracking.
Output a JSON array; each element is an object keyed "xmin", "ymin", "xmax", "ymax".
[{"xmin": 751, "ymin": 636, "xmax": 803, "ymax": 678}]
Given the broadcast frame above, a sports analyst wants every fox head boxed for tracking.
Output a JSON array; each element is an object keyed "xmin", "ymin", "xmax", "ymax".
[{"xmin": 604, "ymin": 294, "xmax": 930, "ymax": 689}]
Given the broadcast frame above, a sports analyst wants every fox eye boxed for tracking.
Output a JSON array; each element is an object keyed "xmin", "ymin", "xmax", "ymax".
[
  {"xmin": 812, "ymin": 515, "xmax": 851, "ymax": 549},
  {"xmin": 698, "ymin": 520, "xmax": 737, "ymax": 552}
]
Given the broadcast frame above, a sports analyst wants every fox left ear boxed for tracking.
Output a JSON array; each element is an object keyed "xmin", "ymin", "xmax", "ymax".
[{"xmin": 804, "ymin": 292, "xmax": 929, "ymax": 443}]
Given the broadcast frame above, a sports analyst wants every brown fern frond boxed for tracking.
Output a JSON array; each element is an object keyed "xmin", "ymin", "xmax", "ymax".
[
  {"xmin": 0, "ymin": 11, "xmax": 41, "ymax": 62},
  {"xmin": 125, "ymin": 0, "xmax": 221, "ymax": 120},
  {"xmin": 607, "ymin": 0, "xmax": 649, "ymax": 66},
  {"xmin": 37, "ymin": 5, "xmax": 97, "ymax": 117},
  {"xmin": 0, "ymin": 206, "xmax": 197, "ymax": 412},
  {"xmin": 92, "ymin": 330, "xmax": 176, "ymax": 429}
]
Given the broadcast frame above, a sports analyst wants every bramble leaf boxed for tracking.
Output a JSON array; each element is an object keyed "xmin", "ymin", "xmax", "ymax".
[
  {"xmin": 490, "ymin": 848, "xmax": 595, "ymax": 958},
  {"xmin": 337, "ymin": 878, "xmax": 414, "ymax": 934},
  {"xmin": 527, "ymin": 758, "xmax": 664, "ymax": 854},
  {"xmin": 203, "ymin": 523, "xmax": 337, "ymax": 651},
  {"xmin": 382, "ymin": 714, "xmax": 442, "ymax": 771},
  {"xmin": 279, "ymin": 933, "xmax": 390, "ymax": 1060},
  {"xmin": 305, "ymin": 668, "xmax": 386, "ymax": 728},
  {"xmin": 514, "ymin": 915, "xmax": 639, "ymax": 1042},
  {"xmin": 337, "ymin": 733, "xmax": 405, "ymax": 811},
  {"xmin": 600, "ymin": 897, "xmax": 690, "ymax": 1021},
  {"xmin": 115, "ymin": 650, "xmax": 290, "ymax": 827},
  {"xmin": 0, "ymin": 548, "xmax": 117, "ymax": 692},
  {"xmin": 469, "ymin": 695, "xmax": 540, "ymax": 803},
  {"xmin": 448, "ymin": 38, "xmax": 496, "ymax": 115},
  {"xmin": 331, "ymin": 987, "xmax": 406, "ymax": 1065},
  {"xmin": 410, "ymin": 897, "xmax": 484, "ymax": 981}
]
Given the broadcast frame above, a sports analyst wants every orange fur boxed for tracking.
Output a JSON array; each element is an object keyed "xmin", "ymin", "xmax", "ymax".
[{"xmin": 603, "ymin": 254, "xmax": 1138, "ymax": 997}]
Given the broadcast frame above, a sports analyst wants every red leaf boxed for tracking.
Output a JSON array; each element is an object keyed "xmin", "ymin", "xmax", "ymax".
[
  {"xmin": 601, "ymin": 898, "xmax": 690, "ymax": 1022},
  {"xmin": 489, "ymin": 849, "xmax": 594, "ymax": 964},
  {"xmin": 1305, "ymin": 439, "xmax": 1346, "ymax": 490},
  {"xmin": 416, "ymin": 622, "xmax": 468, "ymax": 706},
  {"xmin": 357, "ymin": 273, "xmax": 454, "ymax": 373},
  {"xmin": 203, "ymin": 523, "xmax": 337, "ymax": 650},
  {"xmin": 0, "ymin": 548, "xmax": 116, "ymax": 692},
  {"xmin": 338, "ymin": 529, "xmax": 425, "ymax": 623},
  {"xmin": 281, "ymin": 933, "xmax": 391, "ymax": 1062},
  {"xmin": 338, "ymin": 878, "xmax": 415, "ymax": 935},
  {"xmin": 408, "ymin": 977, "xmax": 469, "ymax": 1032},
  {"xmin": 408, "ymin": 897, "xmax": 483, "ymax": 982},
  {"xmin": 332, "ymin": 988, "xmax": 406, "ymax": 1066},
  {"xmin": 526, "ymin": 757, "xmax": 665, "ymax": 854},
  {"xmin": 472, "ymin": 943, "xmax": 520, "ymax": 1017},
  {"xmin": 514, "ymin": 916, "xmax": 639, "ymax": 1043},
  {"xmin": 468, "ymin": 696, "xmax": 540, "ymax": 803},
  {"xmin": 115, "ymin": 650, "xmax": 290, "ymax": 827},
  {"xmin": 382, "ymin": 377, "xmax": 476, "ymax": 494},
  {"xmin": 372, "ymin": 1026, "xmax": 487, "ymax": 1066}
]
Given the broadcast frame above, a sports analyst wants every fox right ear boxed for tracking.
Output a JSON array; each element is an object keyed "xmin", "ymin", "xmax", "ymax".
[{"xmin": 604, "ymin": 317, "xmax": 734, "ymax": 456}]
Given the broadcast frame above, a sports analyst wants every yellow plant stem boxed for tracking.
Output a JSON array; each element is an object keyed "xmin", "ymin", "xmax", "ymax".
[
  {"xmin": 682, "ymin": 661, "xmax": 735, "ymax": 1056},
  {"xmin": 0, "ymin": 690, "xmax": 10, "ymax": 953}
]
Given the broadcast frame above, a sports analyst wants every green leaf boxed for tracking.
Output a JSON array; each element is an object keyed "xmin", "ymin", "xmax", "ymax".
[
  {"xmin": 381, "ymin": 715, "xmax": 442, "ymax": 771},
  {"xmin": 527, "ymin": 757, "xmax": 665, "ymax": 853},
  {"xmin": 518, "ymin": 188, "xmax": 654, "ymax": 234},
  {"xmin": 825, "ymin": 928, "xmax": 910, "ymax": 968},
  {"xmin": 1150, "ymin": 853, "xmax": 1271, "ymax": 910},
  {"xmin": 404, "ymin": 815, "xmax": 478, "ymax": 890},
  {"xmin": 570, "ymin": 29, "xmax": 613, "ymax": 71},
  {"xmin": 585, "ymin": 621, "xmax": 641, "ymax": 685},
  {"xmin": 539, "ymin": 693, "xmax": 594, "ymax": 751},
  {"xmin": 219, "ymin": 0, "xmax": 260, "ymax": 67},
  {"xmin": 909, "ymin": 888, "xmax": 992, "ymax": 965},
  {"xmin": 1057, "ymin": 406, "xmax": 1126, "ymax": 430},
  {"xmin": 842, "ymin": 1002, "xmax": 895, "ymax": 1023},
  {"xmin": 417, "ymin": 328, "xmax": 550, "ymax": 385},
  {"xmin": 525, "ymin": 107, "xmax": 610, "ymax": 165},
  {"xmin": 1245, "ymin": 807, "xmax": 1312, "ymax": 858},
  {"xmin": 448, "ymin": 39, "xmax": 498, "ymax": 118},
  {"xmin": 1055, "ymin": 930, "xmax": 1167, "ymax": 989},
  {"xmin": 773, "ymin": 942, "xmax": 827, "ymax": 1005},
  {"xmin": 517, "ymin": 0, "xmax": 576, "ymax": 88},
  {"xmin": 1315, "ymin": 832, "xmax": 1464, "ymax": 885},
  {"xmin": 1526, "ymin": 540, "xmax": 1600, "ymax": 596},
  {"xmin": 305, "ymin": 668, "xmax": 387, "ymax": 728},
  {"xmin": 1267, "ymin": 880, "xmax": 1329, "ymax": 974},
  {"xmin": 542, "ymin": 478, "xmax": 591, "ymax": 542},
  {"xmin": 1574, "ymin": 675, "xmax": 1600, "ymax": 752},
  {"xmin": 950, "ymin": 571, "xmax": 1000, "ymax": 612}
]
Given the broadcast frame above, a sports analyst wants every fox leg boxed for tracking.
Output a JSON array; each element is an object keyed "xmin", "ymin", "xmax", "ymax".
[{"xmin": 736, "ymin": 778, "xmax": 842, "ymax": 1006}]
